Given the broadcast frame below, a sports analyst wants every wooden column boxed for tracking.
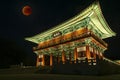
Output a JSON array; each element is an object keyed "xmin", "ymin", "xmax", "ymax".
[
  {"xmin": 74, "ymin": 48, "xmax": 77, "ymax": 63},
  {"xmin": 92, "ymin": 48, "xmax": 96, "ymax": 63},
  {"xmin": 42, "ymin": 54, "xmax": 45, "ymax": 66},
  {"xmin": 57, "ymin": 53, "xmax": 60, "ymax": 63},
  {"xmin": 97, "ymin": 51, "xmax": 101, "ymax": 60},
  {"xmin": 36, "ymin": 55, "xmax": 39, "ymax": 67},
  {"xmin": 99, "ymin": 52, "xmax": 103, "ymax": 60},
  {"xmin": 93, "ymin": 48, "xmax": 96, "ymax": 59},
  {"xmin": 86, "ymin": 46, "xmax": 91, "ymax": 60},
  {"xmin": 62, "ymin": 50, "xmax": 65, "ymax": 64},
  {"xmin": 69, "ymin": 53, "xmax": 72, "ymax": 63},
  {"xmin": 101, "ymin": 53, "xmax": 104, "ymax": 59},
  {"xmin": 76, "ymin": 49, "xmax": 78, "ymax": 60},
  {"xmin": 50, "ymin": 54, "xmax": 53, "ymax": 66}
]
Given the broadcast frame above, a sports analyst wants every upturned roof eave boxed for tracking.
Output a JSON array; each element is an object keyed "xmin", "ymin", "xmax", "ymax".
[{"xmin": 25, "ymin": 1, "xmax": 116, "ymax": 44}]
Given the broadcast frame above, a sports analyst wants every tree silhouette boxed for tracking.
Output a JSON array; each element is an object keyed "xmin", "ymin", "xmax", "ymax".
[{"xmin": 0, "ymin": 38, "xmax": 27, "ymax": 68}]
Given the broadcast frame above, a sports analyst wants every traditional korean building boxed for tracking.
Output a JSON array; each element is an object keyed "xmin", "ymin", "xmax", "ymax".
[{"xmin": 25, "ymin": 1, "xmax": 116, "ymax": 67}]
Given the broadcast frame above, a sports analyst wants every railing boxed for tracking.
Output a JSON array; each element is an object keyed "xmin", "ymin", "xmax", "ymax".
[{"xmin": 103, "ymin": 57, "xmax": 120, "ymax": 66}]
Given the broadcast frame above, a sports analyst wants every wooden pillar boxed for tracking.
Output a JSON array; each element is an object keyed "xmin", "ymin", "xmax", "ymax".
[
  {"xmin": 62, "ymin": 50, "xmax": 65, "ymax": 64},
  {"xmin": 76, "ymin": 49, "xmax": 78, "ymax": 60},
  {"xmin": 93, "ymin": 48, "xmax": 96, "ymax": 59},
  {"xmin": 99, "ymin": 52, "xmax": 103, "ymax": 60},
  {"xmin": 97, "ymin": 51, "xmax": 101, "ymax": 60},
  {"xmin": 50, "ymin": 54, "xmax": 53, "ymax": 66},
  {"xmin": 101, "ymin": 53, "xmax": 104, "ymax": 59},
  {"xmin": 42, "ymin": 54, "xmax": 45, "ymax": 66},
  {"xmin": 86, "ymin": 46, "xmax": 91, "ymax": 61},
  {"xmin": 36, "ymin": 55, "xmax": 39, "ymax": 67},
  {"xmin": 57, "ymin": 53, "xmax": 60, "ymax": 63},
  {"xmin": 74, "ymin": 48, "xmax": 77, "ymax": 63},
  {"xmin": 92, "ymin": 48, "xmax": 96, "ymax": 63},
  {"xmin": 69, "ymin": 53, "xmax": 72, "ymax": 63}
]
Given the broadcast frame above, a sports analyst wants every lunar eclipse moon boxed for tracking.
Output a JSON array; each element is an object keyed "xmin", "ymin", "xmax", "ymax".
[{"xmin": 22, "ymin": 5, "xmax": 32, "ymax": 16}]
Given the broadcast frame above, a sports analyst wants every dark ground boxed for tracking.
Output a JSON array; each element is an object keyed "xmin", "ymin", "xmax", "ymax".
[{"xmin": 0, "ymin": 73, "xmax": 120, "ymax": 80}]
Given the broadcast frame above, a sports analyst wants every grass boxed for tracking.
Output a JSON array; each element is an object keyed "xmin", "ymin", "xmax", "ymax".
[{"xmin": 0, "ymin": 73, "xmax": 120, "ymax": 80}]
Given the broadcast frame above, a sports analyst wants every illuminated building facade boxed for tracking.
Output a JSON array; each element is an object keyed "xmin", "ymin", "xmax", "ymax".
[{"xmin": 25, "ymin": 1, "xmax": 115, "ymax": 67}]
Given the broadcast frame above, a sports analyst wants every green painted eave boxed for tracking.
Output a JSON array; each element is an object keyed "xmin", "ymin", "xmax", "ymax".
[{"xmin": 25, "ymin": 1, "xmax": 116, "ymax": 44}]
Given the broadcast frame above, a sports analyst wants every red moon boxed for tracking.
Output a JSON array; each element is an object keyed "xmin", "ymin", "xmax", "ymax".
[{"xmin": 22, "ymin": 5, "xmax": 32, "ymax": 16}]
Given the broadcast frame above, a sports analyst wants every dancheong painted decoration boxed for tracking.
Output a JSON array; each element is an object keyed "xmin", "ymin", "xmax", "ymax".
[{"xmin": 25, "ymin": 1, "xmax": 117, "ymax": 69}]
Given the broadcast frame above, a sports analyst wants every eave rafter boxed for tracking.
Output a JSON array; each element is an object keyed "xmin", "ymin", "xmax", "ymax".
[{"xmin": 25, "ymin": 1, "xmax": 116, "ymax": 44}]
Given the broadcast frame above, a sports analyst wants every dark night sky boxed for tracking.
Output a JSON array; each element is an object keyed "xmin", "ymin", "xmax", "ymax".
[{"xmin": 0, "ymin": 0, "xmax": 120, "ymax": 66}]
